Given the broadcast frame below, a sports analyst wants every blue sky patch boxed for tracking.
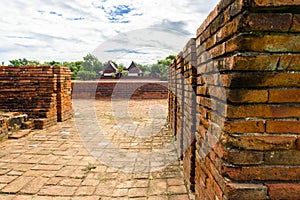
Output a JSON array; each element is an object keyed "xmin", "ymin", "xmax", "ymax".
[
  {"xmin": 105, "ymin": 49, "xmax": 148, "ymax": 55},
  {"xmin": 110, "ymin": 5, "xmax": 132, "ymax": 16},
  {"xmin": 66, "ymin": 17, "xmax": 85, "ymax": 21},
  {"xmin": 49, "ymin": 11, "xmax": 63, "ymax": 17}
]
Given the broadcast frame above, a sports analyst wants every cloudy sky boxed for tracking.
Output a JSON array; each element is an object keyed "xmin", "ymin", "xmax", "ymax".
[{"xmin": 0, "ymin": 0, "xmax": 219, "ymax": 65}]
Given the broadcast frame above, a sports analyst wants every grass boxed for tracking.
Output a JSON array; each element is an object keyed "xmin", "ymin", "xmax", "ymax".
[{"xmin": 82, "ymin": 163, "xmax": 96, "ymax": 174}]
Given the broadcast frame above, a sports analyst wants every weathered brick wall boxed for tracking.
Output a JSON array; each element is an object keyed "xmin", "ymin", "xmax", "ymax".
[
  {"xmin": 53, "ymin": 67, "xmax": 73, "ymax": 122},
  {"xmin": 0, "ymin": 66, "xmax": 72, "ymax": 129},
  {"xmin": 169, "ymin": 0, "xmax": 300, "ymax": 199},
  {"xmin": 72, "ymin": 81, "xmax": 168, "ymax": 99},
  {"xmin": 0, "ymin": 116, "xmax": 8, "ymax": 141}
]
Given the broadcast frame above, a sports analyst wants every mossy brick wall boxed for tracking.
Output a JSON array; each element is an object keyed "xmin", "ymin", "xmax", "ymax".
[
  {"xmin": 168, "ymin": 0, "xmax": 300, "ymax": 199},
  {"xmin": 0, "ymin": 66, "xmax": 72, "ymax": 129},
  {"xmin": 72, "ymin": 81, "xmax": 168, "ymax": 99}
]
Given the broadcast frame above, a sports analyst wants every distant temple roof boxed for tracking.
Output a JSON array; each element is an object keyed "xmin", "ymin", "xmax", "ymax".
[
  {"xmin": 127, "ymin": 61, "xmax": 143, "ymax": 74},
  {"xmin": 102, "ymin": 62, "xmax": 117, "ymax": 74}
]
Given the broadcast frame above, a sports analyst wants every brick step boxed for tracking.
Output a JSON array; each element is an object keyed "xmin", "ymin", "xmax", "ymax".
[
  {"xmin": 22, "ymin": 120, "xmax": 34, "ymax": 129},
  {"xmin": 8, "ymin": 129, "xmax": 31, "ymax": 139},
  {"xmin": 0, "ymin": 112, "xmax": 34, "ymax": 141}
]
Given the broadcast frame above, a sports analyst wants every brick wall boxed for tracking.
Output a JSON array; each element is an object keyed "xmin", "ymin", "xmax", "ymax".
[
  {"xmin": 0, "ymin": 66, "xmax": 72, "ymax": 129},
  {"xmin": 72, "ymin": 80, "xmax": 168, "ymax": 99},
  {"xmin": 0, "ymin": 116, "xmax": 8, "ymax": 141},
  {"xmin": 168, "ymin": 0, "xmax": 300, "ymax": 199}
]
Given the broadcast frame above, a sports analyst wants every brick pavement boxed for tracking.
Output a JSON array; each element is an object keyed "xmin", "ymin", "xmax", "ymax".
[{"xmin": 0, "ymin": 99, "xmax": 192, "ymax": 199}]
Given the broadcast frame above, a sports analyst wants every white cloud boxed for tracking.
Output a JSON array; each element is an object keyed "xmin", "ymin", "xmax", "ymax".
[{"xmin": 0, "ymin": 0, "xmax": 219, "ymax": 65}]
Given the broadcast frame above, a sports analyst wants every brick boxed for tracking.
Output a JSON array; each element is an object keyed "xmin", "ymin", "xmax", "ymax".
[
  {"xmin": 0, "ymin": 175, "xmax": 18, "ymax": 184},
  {"xmin": 242, "ymin": 13, "xmax": 292, "ymax": 32},
  {"xmin": 128, "ymin": 188, "xmax": 148, "ymax": 198},
  {"xmin": 264, "ymin": 150, "xmax": 300, "ymax": 165},
  {"xmin": 225, "ymin": 182, "xmax": 268, "ymax": 200},
  {"xmin": 169, "ymin": 194, "xmax": 190, "ymax": 200},
  {"xmin": 221, "ymin": 73, "xmax": 300, "ymax": 88},
  {"xmin": 227, "ymin": 89, "xmax": 268, "ymax": 103},
  {"xmin": 208, "ymin": 42, "xmax": 226, "ymax": 58},
  {"xmin": 221, "ymin": 133, "xmax": 297, "ymax": 150},
  {"xmin": 251, "ymin": 0, "xmax": 300, "ymax": 7},
  {"xmin": 224, "ymin": 120, "xmax": 265, "ymax": 134},
  {"xmin": 216, "ymin": 146, "xmax": 264, "ymax": 165},
  {"xmin": 197, "ymin": 6, "xmax": 218, "ymax": 37},
  {"xmin": 203, "ymin": 156, "xmax": 226, "ymax": 198},
  {"xmin": 75, "ymin": 186, "xmax": 96, "ymax": 196},
  {"xmin": 291, "ymin": 14, "xmax": 300, "ymax": 32},
  {"xmin": 267, "ymin": 183, "xmax": 300, "ymax": 200},
  {"xmin": 20, "ymin": 177, "xmax": 49, "ymax": 194},
  {"xmin": 269, "ymin": 89, "xmax": 300, "ymax": 103},
  {"xmin": 228, "ymin": 0, "xmax": 244, "ymax": 18},
  {"xmin": 218, "ymin": 55, "xmax": 279, "ymax": 71},
  {"xmin": 266, "ymin": 121, "xmax": 300, "ymax": 134},
  {"xmin": 38, "ymin": 185, "xmax": 77, "ymax": 196},
  {"xmin": 1, "ymin": 176, "xmax": 34, "ymax": 193},
  {"xmin": 222, "ymin": 165, "xmax": 300, "ymax": 181},
  {"xmin": 226, "ymin": 34, "xmax": 300, "ymax": 53},
  {"xmin": 279, "ymin": 54, "xmax": 300, "ymax": 71},
  {"xmin": 168, "ymin": 185, "xmax": 187, "ymax": 194},
  {"xmin": 226, "ymin": 104, "xmax": 300, "ymax": 119},
  {"xmin": 216, "ymin": 14, "xmax": 241, "ymax": 43}
]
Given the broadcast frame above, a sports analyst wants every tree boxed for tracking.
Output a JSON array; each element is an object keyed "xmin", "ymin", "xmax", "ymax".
[
  {"xmin": 62, "ymin": 61, "xmax": 83, "ymax": 80},
  {"xmin": 76, "ymin": 71, "xmax": 97, "ymax": 81},
  {"xmin": 9, "ymin": 58, "xmax": 40, "ymax": 66},
  {"xmin": 77, "ymin": 53, "xmax": 104, "ymax": 80},
  {"xmin": 82, "ymin": 53, "xmax": 103, "ymax": 72},
  {"xmin": 137, "ymin": 64, "xmax": 151, "ymax": 77},
  {"xmin": 43, "ymin": 61, "xmax": 61, "ymax": 66},
  {"xmin": 153, "ymin": 55, "xmax": 175, "ymax": 79}
]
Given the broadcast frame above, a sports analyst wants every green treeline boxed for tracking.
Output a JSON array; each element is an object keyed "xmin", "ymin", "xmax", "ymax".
[{"xmin": 6, "ymin": 54, "xmax": 175, "ymax": 80}]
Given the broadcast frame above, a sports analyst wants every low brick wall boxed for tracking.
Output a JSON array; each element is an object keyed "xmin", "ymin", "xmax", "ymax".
[
  {"xmin": 169, "ymin": 0, "xmax": 300, "ymax": 199},
  {"xmin": 0, "ymin": 66, "xmax": 72, "ymax": 129},
  {"xmin": 72, "ymin": 80, "xmax": 168, "ymax": 99},
  {"xmin": 0, "ymin": 116, "xmax": 8, "ymax": 141}
]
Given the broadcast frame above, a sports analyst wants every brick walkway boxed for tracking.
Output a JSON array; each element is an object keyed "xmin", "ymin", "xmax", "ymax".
[{"xmin": 0, "ymin": 99, "xmax": 192, "ymax": 199}]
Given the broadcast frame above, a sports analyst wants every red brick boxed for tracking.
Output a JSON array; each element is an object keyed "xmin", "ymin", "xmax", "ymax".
[
  {"xmin": 228, "ymin": 0, "xmax": 244, "ymax": 18},
  {"xmin": 266, "ymin": 121, "xmax": 300, "ymax": 134},
  {"xmin": 227, "ymin": 89, "xmax": 268, "ymax": 103},
  {"xmin": 264, "ymin": 150, "xmax": 300, "ymax": 165},
  {"xmin": 279, "ymin": 54, "xmax": 300, "ymax": 71},
  {"xmin": 1, "ymin": 176, "xmax": 34, "ymax": 193},
  {"xmin": 216, "ymin": 14, "xmax": 242, "ymax": 43},
  {"xmin": 269, "ymin": 89, "xmax": 300, "ymax": 103},
  {"xmin": 223, "ymin": 120, "xmax": 265, "ymax": 134},
  {"xmin": 242, "ymin": 13, "xmax": 292, "ymax": 32},
  {"xmin": 38, "ymin": 185, "xmax": 77, "ymax": 196},
  {"xmin": 219, "ymin": 55, "xmax": 279, "ymax": 71},
  {"xmin": 221, "ymin": 73, "xmax": 300, "ymax": 88},
  {"xmin": 208, "ymin": 42, "xmax": 226, "ymax": 58},
  {"xmin": 221, "ymin": 133, "xmax": 297, "ymax": 150},
  {"xmin": 20, "ymin": 177, "xmax": 49, "ymax": 194},
  {"xmin": 225, "ymin": 182, "xmax": 268, "ymax": 200},
  {"xmin": 267, "ymin": 183, "xmax": 300, "ymax": 200},
  {"xmin": 226, "ymin": 104, "xmax": 300, "ymax": 119},
  {"xmin": 196, "ymin": 6, "xmax": 219, "ymax": 37},
  {"xmin": 226, "ymin": 34, "xmax": 300, "ymax": 53},
  {"xmin": 291, "ymin": 14, "xmax": 300, "ymax": 32},
  {"xmin": 222, "ymin": 165, "xmax": 300, "ymax": 181},
  {"xmin": 252, "ymin": 0, "xmax": 300, "ymax": 7},
  {"xmin": 215, "ymin": 145, "xmax": 264, "ymax": 165}
]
